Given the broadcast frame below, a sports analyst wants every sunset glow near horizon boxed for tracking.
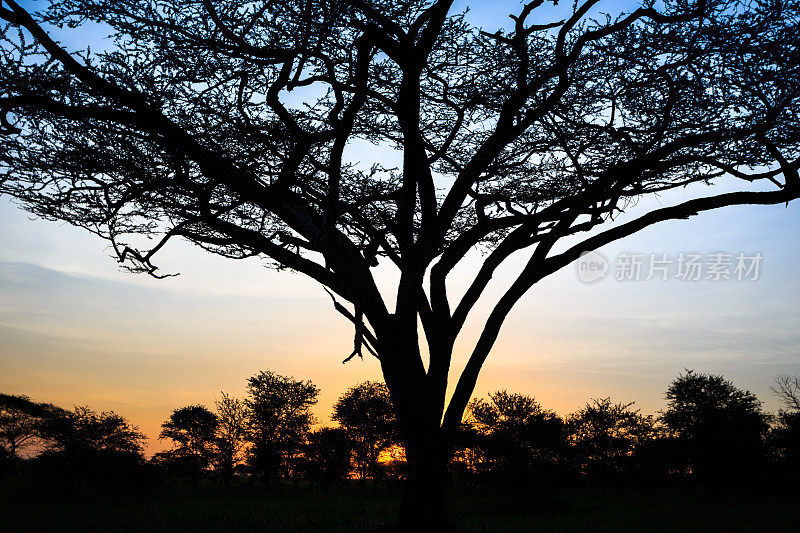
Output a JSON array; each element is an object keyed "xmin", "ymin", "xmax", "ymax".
[
  {"xmin": 1, "ymin": 0, "xmax": 799, "ymax": 456},
  {"xmin": 3, "ymin": 190, "xmax": 798, "ymax": 455}
]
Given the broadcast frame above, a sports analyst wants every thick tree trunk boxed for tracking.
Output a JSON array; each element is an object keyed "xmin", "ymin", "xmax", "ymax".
[
  {"xmin": 379, "ymin": 330, "xmax": 458, "ymax": 530},
  {"xmin": 399, "ymin": 431, "xmax": 450, "ymax": 531}
]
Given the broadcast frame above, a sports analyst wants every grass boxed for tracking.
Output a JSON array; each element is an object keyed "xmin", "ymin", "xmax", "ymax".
[
  {"xmin": 451, "ymin": 486, "xmax": 795, "ymax": 532},
  {"xmin": 1, "ymin": 478, "xmax": 796, "ymax": 532}
]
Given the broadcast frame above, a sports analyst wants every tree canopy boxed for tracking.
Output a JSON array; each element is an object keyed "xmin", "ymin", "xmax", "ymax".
[
  {"xmin": 214, "ymin": 392, "xmax": 248, "ymax": 480},
  {"xmin": 159, "ymin": 404, "xmax": 219, "ymax": 481},
  {"xmin": 332, "ymin": 381, "xmax": 399, "ymax": 483},
  {"xmin": 567, "ymin": 397, "xmax": 655, "ymax": 477},
  {"xmin": 245, "ymin": 370, "xmax": 319, "ymax": 481},
  {"xmin": 772, "ymin": 374, "xmax": 800, "ymax": 413},
  {"xmin": 38, "ymin": 405, "xmax": 145, "ymax": 455},
  {"xmin": 662, "ymin": 370, "xmax": 769, "ymax": 439},
  {"xmin": 463, "ymin": 390, "xmax": 566, "ymax": 487},
  {"xmin": 662, "ymin": 370, "xmax": 770, "ymax": 482},
  {"xmin": 770, "ymin": 374, "xmax": 800, "ymax": 478},
  {"xmin": 304, "ymin": 427, "xmax": 353, "ymax": 488},
  {"xmin": 0, "ymin": 393, "xmax": 62, "ymax": 459},
  {"xmin": 469, "ymin": 391, "xmax": 565, "ymax": 465}
]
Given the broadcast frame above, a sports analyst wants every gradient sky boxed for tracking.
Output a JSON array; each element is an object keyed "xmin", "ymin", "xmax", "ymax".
[{"xmin": 1, "ymin": 0, "xmax": 799, "ymax": 455}]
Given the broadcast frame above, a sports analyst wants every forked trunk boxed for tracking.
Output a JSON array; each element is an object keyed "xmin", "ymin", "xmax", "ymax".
[{"xmin": 380, "ymin": 333, "xmax": 458, "ymax": 530}]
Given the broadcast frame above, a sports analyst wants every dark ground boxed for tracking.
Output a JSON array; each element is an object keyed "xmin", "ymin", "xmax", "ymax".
[{"xmin": 1, "ymin": 479, "xmax": 795, "ymax": 532}]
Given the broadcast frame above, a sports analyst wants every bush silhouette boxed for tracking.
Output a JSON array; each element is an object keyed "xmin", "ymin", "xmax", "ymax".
[{"xmin": 661, "ymin": 370, "xmax": 769, "ymax": 486}]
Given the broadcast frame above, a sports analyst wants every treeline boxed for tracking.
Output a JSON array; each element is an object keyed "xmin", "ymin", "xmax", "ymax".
[
  {"xmin": 1, "ymin": 370, "xmax": 798, "ymax": 492},
  {"xmin": 456, "ymin": 372, "xmax": 800, "ymax": 489},
  {"xmin": 0, "ymin": 396, "xmax": 148, "ymax": 491},
  {"xmin": 151, "ymin": 373, "xmax": 399, "ymax": 490},
  {"xmin": 0, "ymin": 372, "xmax": 399, "ymax": 492}
]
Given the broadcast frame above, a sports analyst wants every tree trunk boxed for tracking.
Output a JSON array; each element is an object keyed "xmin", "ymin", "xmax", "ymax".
[
  {"xmin": 379, "ymin": 333, "xmax": 457, "ymax": 530},
  {"xmin": 399, "ymin": 432, "xmax": 450, "ymax": 531}
]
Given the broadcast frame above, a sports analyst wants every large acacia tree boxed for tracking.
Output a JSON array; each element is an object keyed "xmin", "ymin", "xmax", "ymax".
[{"xmin": 1, "ymin": 0, "xmax": 799, "ymax": 527}]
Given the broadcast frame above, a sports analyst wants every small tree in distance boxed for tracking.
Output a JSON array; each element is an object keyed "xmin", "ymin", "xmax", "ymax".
[
  {"xmin": 332, "ymin": 381, "xmax": 399, "ymax": 488},
  {"xmin": 567, "ymin": 397, "xmax": 655, "ymax": 480},
  {"xmin": 214, "ymin": 392, "xmax": 248, "ymax": 484},
  {"xmin": 42, "ymin": 405, "xmax": 146, "ymax": 456},
  {"xmin": 468, "ymin": 390, "xmax": 566, "ymax": 485},
  {"xmin": 0, "ymin": 393, "xmax": 63, "ymax": 461},
  {"xmin": 2, "ymin": 0, "xmax": 799, "ymax": 526},
  {"xmin": 770, "ymin": 374, "xmax": 800, "ymax": 480},
  {"xmin": 159, "ymin": 405, "xmax": 219, "ymax": 485},
  {"xmin": 245, "ymin": 370, "xmax": 319, "ymax": 486},
  {"xmin": 304, "ymin": 427, "xmax": 353, "ymax": 489},
  {"xmin": 661, "ymin": 370, "xmax": 770, "ymax": 485},
  {"xmin": 37, "ymin": 405, "xmax": 147, "ymax": 489},
  {"xmin": 771, "ymin": 374, "xmax": 800, "ymax": 412}
]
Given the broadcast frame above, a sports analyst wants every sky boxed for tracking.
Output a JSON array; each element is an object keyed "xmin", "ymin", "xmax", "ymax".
[{"xmin": 1, "ymin": 0, "xmax": 799, "ymax": 456}]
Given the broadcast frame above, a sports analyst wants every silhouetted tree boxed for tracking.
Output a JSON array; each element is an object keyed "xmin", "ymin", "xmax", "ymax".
[
  {"xmin": 214, "ymin": 392, "xmax": 247, "ymax": 484},
  {"xmin": 468, "ymin": 390, "xmax": 566, "ymax": 485},
  {"xmin": 567, "ymin": 398, "xmax": 655, "ymax": 481},
  {"xmin": 449, "ymin": 422, "xmax": 484, "ymax": 488},
  {"xmin": 37, "ymin": 405, "xmax": 146, "ymax": 490},
  {"xmin": 0, "ymin": 394, "xmax": 66, "ymax": 479},
  {"xmin": 160, "ymin": 405, "xmax": 218, "ymax": 485},
  {"xmin": 661, "ymin": 370, "xmax": 770, "ymax": 485},
  {"xmin": 770, "ymin": 374, "xmax": 800, "ymax": 480},
  {"xmin": 771, "ymin": 374, "xmax": 800, "ymax": 412},
  {"xmin": 304, "ymin": 427, "xmax": 353, "ymax": 489},
  {"xmin": 0, "ymin": 394, "xmax": 39, "ymax": 460},
  {"xmin": 245, "ymin": 370, "xmax": 319, "ymax": 486},
  {"xmin": 332, "ymin": 381, "xmax": 399, "ymax": 488},
  {"xmin": 3, "ymin": 0, "xmax": 800, "ymax": 526},
  {"xmin": 0, "ymin": 393, "xmax": 62, "ymax": 460},
  {"xmin": 41, "ymin": 405, "xmax": 146, "ymax": 455}
]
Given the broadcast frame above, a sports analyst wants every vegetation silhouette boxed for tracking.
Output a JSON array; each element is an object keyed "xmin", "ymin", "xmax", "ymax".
[
  {"xmin": 303, "ymin": 426, "xmax": 353, "ymax": 489},
  {"xmin": 2, "ymin": 0, "xmax": 800, "ymax": 526},
  {"xmin": 332, "ymin": 381, "xmax": 400, "ymax": 489},
  {"xmin": 465, "ymin": 390, "xmax": 568, "ymax": 488},
  {"xmin": 4, "ymin": 371, "xmax": 800, "ymax": 523},
  {"xmin": 214, "ymin": 392, "xmax": 248, "ymax": 485},
  {"xmin": 769, "ymin": 374, "xmax": 800, "ymax": 482},
  {"xmin": 245, "ymin": 370, "xmax": 320, "ymax": 490},
  {"xmin": 566, "ymin": 397, "xmax": 656, "ymax": 483},
  {"xmin": 661, "ymin": 370, "xmax": 770, "ymax": 486},
  {"xmin": 159, "ymin": 405, "xmax": 219, "ymax": 486},
  {"xmin": 0, "ymin": 394, "xmax": 61, "ymax": 460},
  {"xmin": 35, "ymin": 405, "xmax": 148, "ymax": 493}
]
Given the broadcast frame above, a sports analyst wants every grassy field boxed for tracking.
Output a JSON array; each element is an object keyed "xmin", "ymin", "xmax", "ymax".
[{"xmin": 1, "ymin": 479, "xmax": 796, "ymax": 532}]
